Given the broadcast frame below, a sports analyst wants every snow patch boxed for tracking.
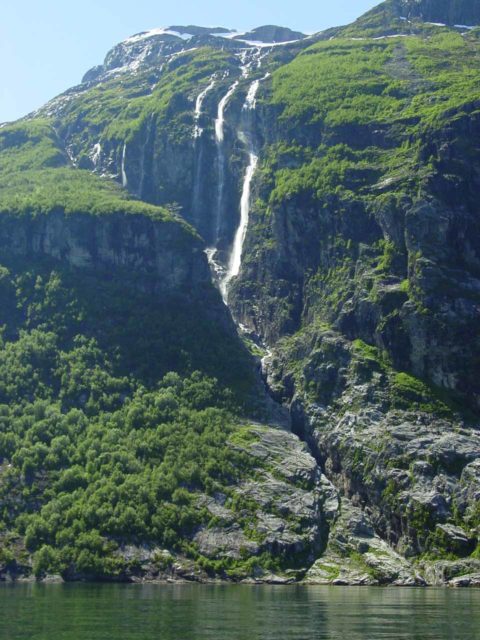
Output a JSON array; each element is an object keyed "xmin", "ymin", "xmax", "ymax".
[
  {"xmin": 125, "ymin": 28, "xmax": 193, "ymax": 44},
  {"xmin": 235, "ymin": 38, "xmax": 301, "ymax": 48},
  {"xmin": 212, "ymin": 31, "xmax": 247, "ymax": 40}
]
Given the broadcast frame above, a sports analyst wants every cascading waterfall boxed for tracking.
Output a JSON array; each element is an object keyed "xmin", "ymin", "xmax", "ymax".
[
  {"xmin": 121, "ymin": 143, "xmax": 128, "ymax": 188},
  {"xmin": 194, "ymin": 77, "xmax": 216, "ymax": 138},
  {"xmin": 220, "ymin": 151, "xmax": 258, "ymax": 301},
  {"xmin": 205, "ymin": 49, "xmax": 267, "ymax": 300},
  {"xmin": 192, "ymin": 77, "xmax": 216, "ymax": 226},
  {"xmin": 213, "ymin": 78, "xmax": 239, "ymax": 244},
  {"xmin": 91, "ymin": 143, "xmax": 102, "ymax": 169},
  {"xmin": 219, "ymin": 76, "xmax": 263, "ymax": 301}
]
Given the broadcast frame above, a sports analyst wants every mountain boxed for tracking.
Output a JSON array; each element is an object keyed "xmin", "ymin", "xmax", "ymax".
[{"xmin": 0, "ymin": 2, "xmax": 479, "ymax": 585}]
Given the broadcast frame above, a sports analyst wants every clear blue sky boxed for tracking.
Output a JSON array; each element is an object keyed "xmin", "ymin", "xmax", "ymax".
[{"xmin": 0, "ymin": 0, "xmax": 380, "ymax": 123}]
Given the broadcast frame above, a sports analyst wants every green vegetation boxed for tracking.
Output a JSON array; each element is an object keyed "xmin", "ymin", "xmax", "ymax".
[
  {"xmin": 57, "ymin": 47, "xmax": 235, "ymax": 152},
  {"xmin": 0, "ymin": 258, "xmax": 269, "ymax": 579},
  {"xmin": 0, "ymin": 168, "xmax": 180, "ymax": 221}
]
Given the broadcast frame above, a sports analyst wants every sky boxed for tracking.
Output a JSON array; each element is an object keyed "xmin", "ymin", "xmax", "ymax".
[{"xmin": 0, "ymin": 0, "xmax": 380, "ymax": 123}]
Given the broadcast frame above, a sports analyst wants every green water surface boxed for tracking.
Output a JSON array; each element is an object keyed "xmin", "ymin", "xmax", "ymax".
[{"xmin": 1, "ymin": 583, "xmax": 479, "ymax": 639}]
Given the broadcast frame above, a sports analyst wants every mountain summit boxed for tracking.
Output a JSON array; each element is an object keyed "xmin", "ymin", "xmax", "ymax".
[{"xmin": 83, "ymin": 24, "xmax": 308, "ymax": 84}]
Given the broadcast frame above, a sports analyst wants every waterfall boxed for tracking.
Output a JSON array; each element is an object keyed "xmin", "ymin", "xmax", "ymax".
[
  {"xmin": 121, "ymin": 143, "xmax": 128, "ymax": 188},
  {"xmin": 194, "ymin": 77, "xmax": 216, "ymax": 138},
  {"xmin": 214, "ymin": 79, "xmax": 240, "ymax": 244},
  {"xmin": 192, "ymin": 78, "xmax": 216, "ymax": 228},
  {"xmin": 219, "ymin": 151, "xmax": 258, "ymax": 301},
  {"xmin": 219, "ymin": 76, "xmax": 263, "ymax": 302},
  {"xmin": 91, "ymin": 143, "xmax": 102, "ymax": 168},
  {"xmin": 138, "ymin": 114, "xmax": 154, "ymax": 199}
]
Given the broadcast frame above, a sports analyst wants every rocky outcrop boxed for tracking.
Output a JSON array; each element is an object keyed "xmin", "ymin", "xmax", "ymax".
[
  {"xmin": 396, "ymin": 0, "xmax": 480, "ymax": 25},
  {"xmin": 0, "ymin": 211, "xmax": 209, "ymax": 294},
  {"xmin": 305, "ymin": 499, "xmax": 423, "ymax": 586},
  {"xmin": 192, "ymin": 424, "xmax": 331, "ymax": 578}
]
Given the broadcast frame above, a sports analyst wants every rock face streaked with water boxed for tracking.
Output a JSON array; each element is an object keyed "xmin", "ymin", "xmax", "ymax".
[{"xmin": 0, "ymin": 0, "xmax": 480, "ymax": 586}]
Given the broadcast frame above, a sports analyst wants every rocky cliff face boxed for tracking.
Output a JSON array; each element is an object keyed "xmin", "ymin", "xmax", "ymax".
[
  {"xmin": 1, "ymin": 1, "xmax": 480, "ymax": 585},
  {"xmin": 397, "ymin": 0, "xmax": 480, "ymax": 25},
  {"xmin": 0, "ymin": 211, "xmax": 208, "ymax": 294}
]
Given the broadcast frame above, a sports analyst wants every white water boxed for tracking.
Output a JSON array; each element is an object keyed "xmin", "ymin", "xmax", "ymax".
[
  {"xmin": 194, "ymin": 77, "xmax": 216, "ymax": 138},
  {"xmin": 121, "ymin": 143, "xmax": 128, "ymax": 188},
  {"xmin": 91, "ymin": 143, "xmax": 102, "ymax": 168},
  {"xmin": 213, "ymin": 78, "xmax": 239, "ymax": 243},
  {"xmin": 220, "ymin": 151, "xmax": 258, "ymax": 301},
  {"xmin": 215, "ymin": 79, "xmax": 239, "ymax": 143},
  {"xmin": 219, "ymin": 74, "xmax": 263, "ymax": 301}
]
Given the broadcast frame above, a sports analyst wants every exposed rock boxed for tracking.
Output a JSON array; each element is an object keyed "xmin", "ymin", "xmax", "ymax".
[
  {"xmin": 448, "ymin": 574, "xmax": 480, "ymax": 588},
  {"xmin": 305, "ymin": 499, "xmax": 422, "ymax": 586},
  {"xmin": 0, "ymin": 211, "xmax": 208, "ymax": 294},
  {"xmin": 194, "ymin": 526, "xmax": 259, "ymax": 560},
  {"xmin": 434, "ymin": 524, "xmax": 477, "ymax": 556},
  {"xmin": 419, "ymin": 559, "xmax": 480, "ymax": 586},
  {"xmin": 194, "ymin": 425, "xmax": 331, "ymax": 567}
]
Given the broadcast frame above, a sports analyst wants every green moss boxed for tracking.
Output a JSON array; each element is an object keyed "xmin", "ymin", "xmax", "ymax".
[
  {"xmin": 228, "ymin": 425, "xmax": 261, "ymax": 447},
  {"xmin": 391, "ymin": 372, "xmax": 454, "ymax": 416},
  {"xmin": 315, "ymin": 563, "xmax": 340, "ymax": 580}
]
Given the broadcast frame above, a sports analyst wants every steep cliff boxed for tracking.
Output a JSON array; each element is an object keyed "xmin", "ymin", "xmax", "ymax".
[{"xmin": 0, "ymin": 1, "xmax": 479, "ymax": 585}]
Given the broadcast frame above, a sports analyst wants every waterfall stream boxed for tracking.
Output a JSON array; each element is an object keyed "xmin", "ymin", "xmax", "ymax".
[
  {"xmin": 219, "ymin": 72, "xmax": 267, "ymax": 302},
  {"xmin": 219, "ymin": 151, "xmax": 258, "ymax": 301},
  {"xmin": 194, "ymin": 77, "xmax": 216, "ymax": 138},
  {"xmin": 205, "ymin": 50, "xmax": 268, "ymax": 303},
  {"xmin": 121, "ymin": 143, "xmax": 128, "ymax": 188},
  {"xmin": 192, "ymin": 78, "xmax": 216, "ymax": 227},
  {"xmin": 213, "ymin": 78, "xmax": 239, "ymax": 243}
]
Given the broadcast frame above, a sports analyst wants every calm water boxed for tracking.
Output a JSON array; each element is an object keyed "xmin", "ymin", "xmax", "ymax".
[{"xmin": 1, "ymin": 583, "xmax": 479, "ymax": 640}]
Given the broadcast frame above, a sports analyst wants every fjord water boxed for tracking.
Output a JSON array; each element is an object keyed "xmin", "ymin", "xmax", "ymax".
[{"xmin": 2, "ymin": 584, "xmax": 479, "ymax": 640}]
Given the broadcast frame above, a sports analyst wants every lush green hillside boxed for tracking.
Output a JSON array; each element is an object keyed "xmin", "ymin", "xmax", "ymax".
[
  {"xmin": 0, "ymin": 1, "xmax": 479, "ymax": 585},
  {"xmin": 0, "ymin": 257, "xmax": 322, "ymax": 581}
]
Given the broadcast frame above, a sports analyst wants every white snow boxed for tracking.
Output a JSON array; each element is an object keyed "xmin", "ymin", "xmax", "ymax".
[
  {"xmin": 350, "ymin": 34, "xmax": 409, "ymax": 41},
  {"xmin": 455, "ymin": 24, "xmax": 476, "ymax": 30},
  {"xmin": 235, "ymin": 38, "xmax": 301, "ymax": 48},
  {"xmin": 124, "ymin": 28, "xmax": 193, "ymax": 44},
  {"xmin": 212, "ymin": 31, "xmax": 301, "ymax": 46},
  {"xmin": 212, "ymin": 31, "xmax": 247, "ymax": 40},
  {"xmin": 426, "ymin": 22, "xmax": 447, "ymax": 27},
  {"xmin": 373, "ymin": 34, "xmax": 410, "ymax": 40}
]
